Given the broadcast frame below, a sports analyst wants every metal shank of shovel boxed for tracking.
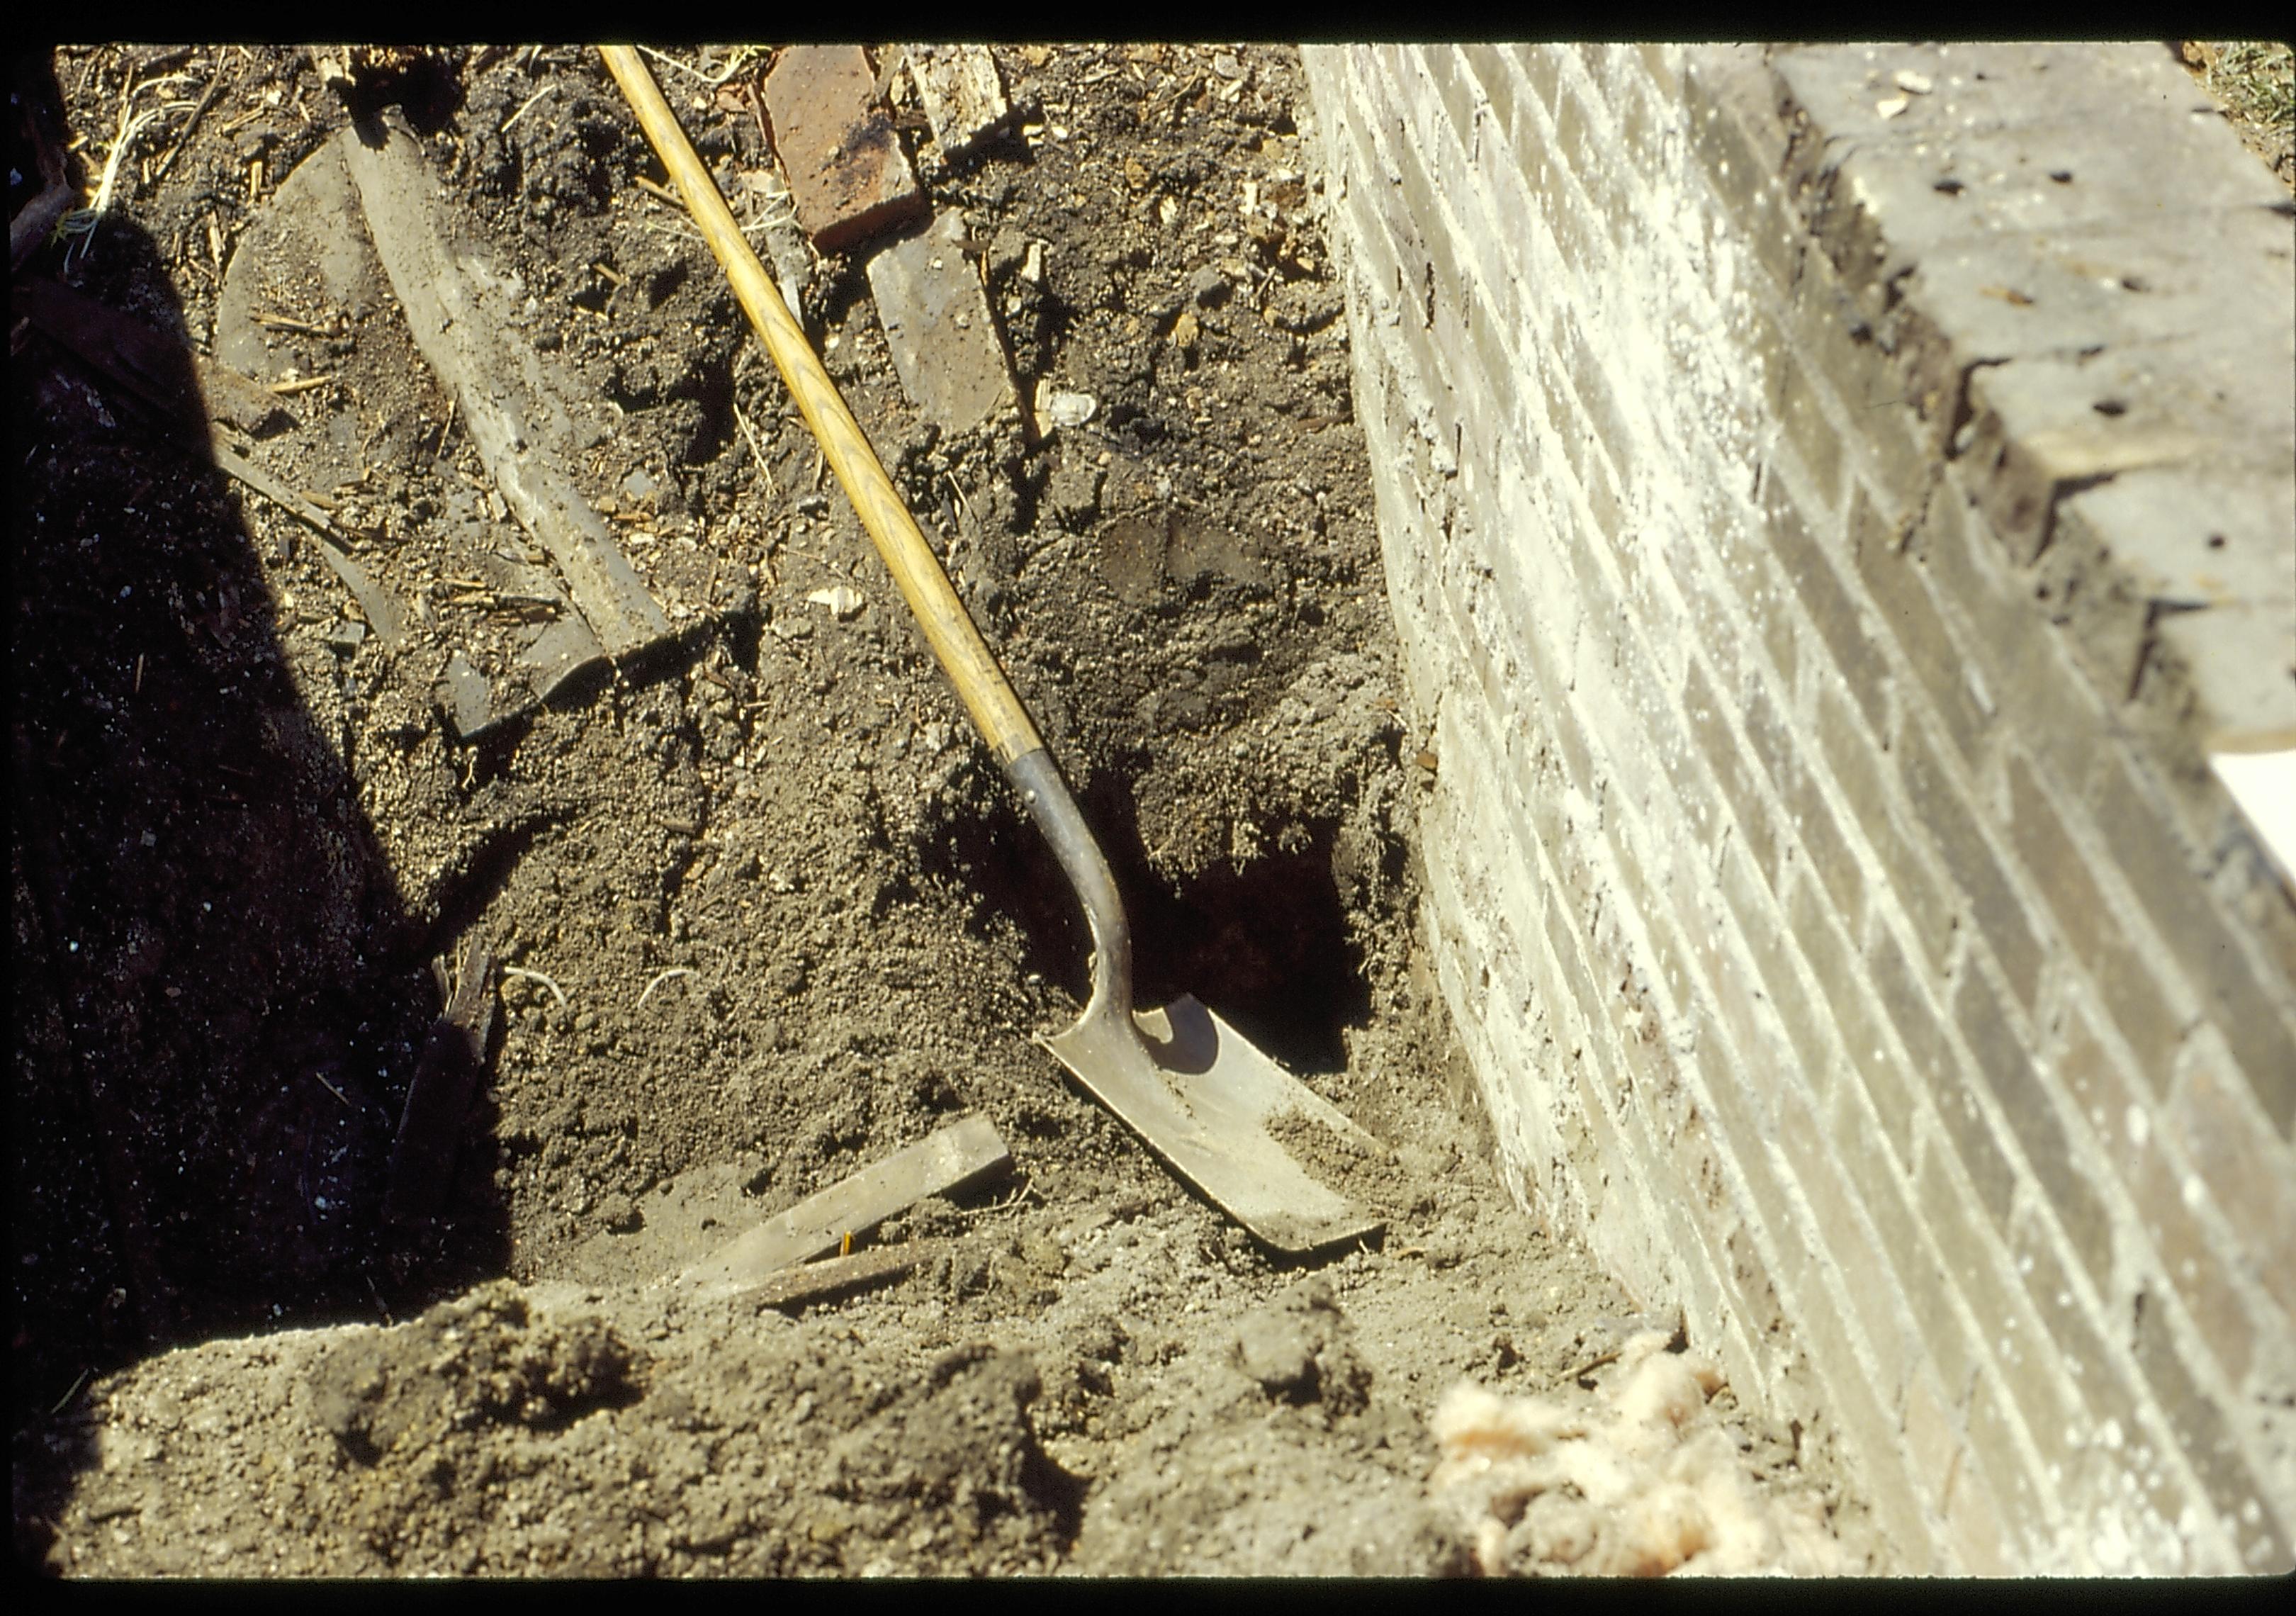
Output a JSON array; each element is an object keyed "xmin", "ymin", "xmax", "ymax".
[{"xmin": 1005, "ymin": 746, "xmax": 1135, "ymax": 1040}]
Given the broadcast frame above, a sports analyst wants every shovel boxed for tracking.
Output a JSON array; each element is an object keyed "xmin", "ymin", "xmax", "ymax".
[{"xmin": 602, "ymin": 47, "xmax": 1383, "ymax": 1255}]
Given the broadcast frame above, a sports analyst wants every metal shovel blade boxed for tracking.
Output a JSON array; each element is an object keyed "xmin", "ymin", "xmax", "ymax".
[{"xmin": 1040, "ymin": 994, "xmax": 1385, "ymax": 1255}]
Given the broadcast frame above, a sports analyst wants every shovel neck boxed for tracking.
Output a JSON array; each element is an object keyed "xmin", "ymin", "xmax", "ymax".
[{"xmin": 1005, "ymin": 746, "xmax": 1134, "ymax": 1025}]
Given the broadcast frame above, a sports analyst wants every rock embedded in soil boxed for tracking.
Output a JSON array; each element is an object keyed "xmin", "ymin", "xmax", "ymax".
[{"xmin": 867, "ymin": 209, "xmax": 1020, "ymax": 436}]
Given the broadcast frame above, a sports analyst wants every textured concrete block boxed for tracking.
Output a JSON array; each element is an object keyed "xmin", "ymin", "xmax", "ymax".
[
  {"xmin": 2000, "ymin": 754, "xmax": 2190, "ymax": 1084},
  {"xmin": 1940, "ymin": 1435, "xmax": 2015, "ymax": 1574},
  {"xmin": 1470, "ymin": 45, "xmax": 1535, "ymax": 158},
  {"xmin": 2087, "ymin": 750, "xmax": 2296, "ymax": 1126},
  {"xmin": 2002, "ymin": 1198, "xmax": 2205, "ymax": 1570},
  {"xmin": 1789, "ymin": 1264, "xmax": 1937, "ymax": 1562},
  {"xmin": 1780, "ymin": 1090, "xmax": 1914, "ymax": 1408},
  {"xmin": 1391, "ymin": 127, "xmax": 1471, "ymax": 327},
  {"xmin": 1604, "ymin": 50, "xmax": 1670, "ymax": 178},
  {"xmin": 2001, "ymin": 750, "xmax": 2105, "ymax": 950},
  {"xmin": 1952, "ymin": 963, "xmax": 2111, "ymax": 1288},
  {"xmin": 2049, "ymin": 991, "xmax": 2137, "ymax": 1162},
  {"xmin": 1915, "ymin": 481, "xmax": 2104, "ymax": 791},
  {"xmin": 2131, "ymin": 1137, "xmax": 2259, "ymax": 1394},
  {"xmin": 1418, "ymin": 45, "xmax": 1480, "ymax": 161},
  {"xmin": 2164, "ymin": 1036, "xmax": 2296, "ymax": 1324},
  {"xmin": 1899, "ymin": 719, "xmax": 2042, "ymax": 1010},
  {"xmin": 1682, "ymin": 49, "xmax": 1808, "ymax": 301},
  {"xmin": 1928, "ymin": 1055, "xmax": 2019, "ymax": 1234},
  {"xmin": 1851, "ymin": 485, "xmax": 1996, "ymax": 765},
  {"xmin": 1959, "ymin": 1372, "xmax": 2053, "ymax": 1571},
  {"xmin": 1774, "ymin": 342, "xmax": 1850, "ymax": 517},
  {"xmin": 1835, "ymin": 1089, "xmax": 1978, "ymax": 1399},
  {"xmin": 1812, "ymin": 680, "xmax": 1955, "ymax": 970},
  {"xmin": 1900, "ymin": 1359, "xmax": 1965, "ymax": 1524},
  {"xmin": 1762, "ymin": 471, "xmax": 1893, "ymax": 735},
  {"xmin": 1920, "ymin": 1164, "xmax": 2085, "ymax": 1510},
  {"xmin": 1683, "ymin": 658, "xmax": 1782, "ymax": 890},
  {"xmin": 1526, "ymin": 124, "xmax": 1604, "ymax": 291},
  {"xmin": 1792, "ymin": 765, "xmax": 1869, "ymax": 941},
  {"xmin": 1694, "ymin": 1042, "xmax": 1796, "ymax": 1254},
  {"xmin": 1750, "ymin": 870, "xmax": 1834, "ymax": 1092},
  {"xmin": 1812, "ymin": 904, "xmax": 1915, "ymax": 1162}
]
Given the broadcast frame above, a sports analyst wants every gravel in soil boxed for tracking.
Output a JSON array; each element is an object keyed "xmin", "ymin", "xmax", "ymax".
[{"xmin": 12, "ymin": 43, "xmax": 1883, "ymax": 1576}]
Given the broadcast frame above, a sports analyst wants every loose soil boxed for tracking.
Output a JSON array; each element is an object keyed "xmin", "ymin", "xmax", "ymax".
[{"xmin": 13, "ymin": 43, "xmax": 1886, "ymax": 1576}]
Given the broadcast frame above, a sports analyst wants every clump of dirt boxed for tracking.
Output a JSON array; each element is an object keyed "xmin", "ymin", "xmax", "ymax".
[{"xmin": 12, "ymin": 43, "xmax": 1886, "ymax": 1576}]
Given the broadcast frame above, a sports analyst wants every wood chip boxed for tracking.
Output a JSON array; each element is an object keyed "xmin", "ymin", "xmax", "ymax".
[{"xmin": 906, "ymin": 44, "xmax": 1011, "ymax": 158}]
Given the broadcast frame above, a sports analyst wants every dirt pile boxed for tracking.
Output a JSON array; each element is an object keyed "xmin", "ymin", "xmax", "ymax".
[{"xmin": 43, "ymin": 1280, "xmax": 1073, "ymax": 1576}]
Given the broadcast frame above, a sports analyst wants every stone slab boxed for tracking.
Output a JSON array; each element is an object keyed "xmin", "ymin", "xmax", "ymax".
[{"xmin": 866, "ymin": 208, "xmax": 1018, "ymax": 437}]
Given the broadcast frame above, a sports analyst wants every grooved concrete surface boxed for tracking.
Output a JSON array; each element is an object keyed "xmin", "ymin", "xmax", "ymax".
[{"xmin": 1301, "ymin": 41, "xmax": 2295, "ymax": 1573}]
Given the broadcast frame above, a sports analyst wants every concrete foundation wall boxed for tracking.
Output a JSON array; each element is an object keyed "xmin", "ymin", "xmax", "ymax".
[{"xmin": 1300, "ymin": 43, "xmax": 2295, "ymax": 1573}]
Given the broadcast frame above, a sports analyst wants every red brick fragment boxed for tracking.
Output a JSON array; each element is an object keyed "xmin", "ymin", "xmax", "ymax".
[{"xmin": 762, "ymin": 45, "xmax": 926, "ymax": 254}]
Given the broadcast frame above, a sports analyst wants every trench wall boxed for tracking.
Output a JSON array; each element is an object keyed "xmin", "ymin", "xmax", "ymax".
[{"xmin": 1300, "ymin": 42, "xmax": 2296, "ymax": 1573}]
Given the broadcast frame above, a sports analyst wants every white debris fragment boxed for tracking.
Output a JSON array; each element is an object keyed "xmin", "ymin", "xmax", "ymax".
[
  {"xmin": 807, "ymin": 585, "xmax": 863, "ymax": 619},
  {"xmin": 1893, "ymin": 69, "xmax": 1934, "ymax": 94},
  {"xmin": 1040, "ymin": 388, "xmax": 1098, "ymax": 430},
  {"xmin": 1427, "ymin": 1330, "xmax": 1851, "ymax": 1576},
  {"xmin": 1876, "ymin": 95, "xmax": 1910, "ymax": 120}
]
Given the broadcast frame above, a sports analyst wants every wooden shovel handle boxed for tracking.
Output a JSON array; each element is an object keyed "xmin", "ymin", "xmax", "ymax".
[{"xmin": 600, "ymin": 45, "xmax": 1045, "ymax": 766}]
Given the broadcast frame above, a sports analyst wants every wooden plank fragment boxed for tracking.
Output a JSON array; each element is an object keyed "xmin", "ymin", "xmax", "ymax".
[
  {"xmin": 337, "ymin": 114, "xmax": 670, "ymax": 658},
  {"xmin": 383, "ymin": 943, "xmax": 497, "ymax": 1224},
  {"xmin": 907, "ymin": 45, "xmax": 1011, "ymax": 158},
  {"xmin": 745, "ymin": 1239, "xmax": 943, "ymax": 1311},
  {"xmin": 674, "ymin": 1113, "xmax": 1008, "ymax": 1296}
]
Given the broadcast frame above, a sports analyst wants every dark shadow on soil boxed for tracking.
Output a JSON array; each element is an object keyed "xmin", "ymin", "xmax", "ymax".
[
  {"xmin": 923, "ymin": 753, "xmax": 1368, "ymax": 1080},
  {"xmin": 9, "ymin": 55, "xmax": 503, "ymax": 1559}
]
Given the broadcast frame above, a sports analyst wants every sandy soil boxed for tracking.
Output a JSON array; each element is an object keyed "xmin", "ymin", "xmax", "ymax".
[{"xmin": 12, "ymin": 43, "xmax": 1886, "ymax": 1576}]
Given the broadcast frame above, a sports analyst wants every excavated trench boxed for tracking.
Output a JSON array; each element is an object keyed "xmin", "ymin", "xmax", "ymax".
[{"xmin": 12, "ymin": 43, "xmax": 1891, "ymax": 1578}]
